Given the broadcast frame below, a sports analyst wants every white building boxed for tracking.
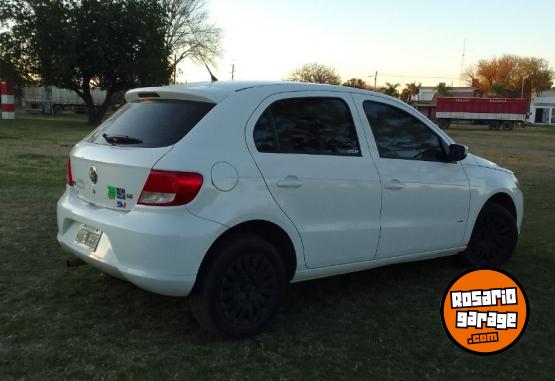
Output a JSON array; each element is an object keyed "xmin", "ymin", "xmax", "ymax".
[
  {"xmin": 529, "ymin": 90, "xmax": 555, "ymax": 124},
  {"xmin": 411, "ymin": 86, "xmax": 477, "ymax": 103}
]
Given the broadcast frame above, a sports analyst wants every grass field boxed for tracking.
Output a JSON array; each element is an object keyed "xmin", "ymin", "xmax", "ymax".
[{"xmin": 1, "ymin": 113, "xmax": 554, "ymax": 380}]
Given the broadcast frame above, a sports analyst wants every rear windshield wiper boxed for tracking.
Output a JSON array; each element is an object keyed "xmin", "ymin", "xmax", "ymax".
[{"xmin": 102, "ymin": 133, "xmax": 143, "ymax": 145}]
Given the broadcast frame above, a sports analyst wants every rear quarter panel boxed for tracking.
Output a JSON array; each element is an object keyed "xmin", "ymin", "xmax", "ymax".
[{"xmin": 152, "ymin": 89, "xmax": 307, "ymax": 272}]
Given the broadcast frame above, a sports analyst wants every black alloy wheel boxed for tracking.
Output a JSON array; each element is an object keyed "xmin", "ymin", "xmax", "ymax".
[
  {"xmin": 219, "ymin": 251, "xmax": 280, "ymax": 328},
  {"xmin": 461, "ymin": 203, "xmax": 518, "ymax": 267},
  {"xmin": 190, "ymin": 235, "xmax": 287, "ymax": 338}
]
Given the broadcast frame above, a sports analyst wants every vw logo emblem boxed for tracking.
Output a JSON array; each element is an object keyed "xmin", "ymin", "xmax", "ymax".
[{"xmin": 89, "ymin": 165, "xmax": 98, "ymax": 184}]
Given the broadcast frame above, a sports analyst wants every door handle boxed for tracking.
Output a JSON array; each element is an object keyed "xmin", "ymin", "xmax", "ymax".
[
  {"xmin": 277, "ymin": 176, "xmax": 303, "ymax": 188},
  {"xmin": 384, "ymin": 179, "xmax": 405, "ymax": 190}
]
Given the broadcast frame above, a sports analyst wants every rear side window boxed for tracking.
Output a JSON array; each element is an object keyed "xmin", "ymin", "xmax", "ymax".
[
  {"xmin": 253, "ymin": 97, "xmax": 361, "ymax": 156},
  {"xmin": 363, "ymin": 101, "xmax": 446, "ymax": 161},
  {"xmin": 90, "ymin": 100, "xmax": 215, "ymax": 148}
]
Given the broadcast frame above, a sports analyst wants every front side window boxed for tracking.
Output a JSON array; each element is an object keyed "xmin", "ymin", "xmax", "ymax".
[
  {"xmin": 363, "ymin": 101, "xmax": 446, "ymax": 161},
  {"xmin": 253, "ymin": 97, "xmax": 360, "ymax": 156}
]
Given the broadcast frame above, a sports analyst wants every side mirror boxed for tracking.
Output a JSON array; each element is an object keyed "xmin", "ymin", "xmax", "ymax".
[{"xmin": 446, "ymin": 144, "xmax": 468, "ymax": 162}]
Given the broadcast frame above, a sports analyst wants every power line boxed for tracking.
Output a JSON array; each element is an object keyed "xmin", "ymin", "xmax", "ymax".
[
  {"xmin": 460, "ymin": 39, "xmax": 466, "ymax": 86},
  {"xmin": 371, "ymin": 73, "xmax": 462, "ymax": 80},
  {"xmin": 366, "ymin": 71, "xmax": 464, "ymax": 89}
]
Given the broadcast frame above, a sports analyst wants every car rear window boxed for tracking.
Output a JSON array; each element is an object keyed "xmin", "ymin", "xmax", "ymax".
[{"xmin": 89, "ymin": 99, "xmax": 215, "ymax": 148}]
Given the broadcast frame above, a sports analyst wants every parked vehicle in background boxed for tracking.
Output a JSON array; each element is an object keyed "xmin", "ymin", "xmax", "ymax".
[
  {"xmin": 57, "ymin": 81, "xmax": 523, "ymax": 338},
  {"xmin": 22, "ymin": 86, "xmax": 106, "ymax": 114},
  {"xmin": 436, "ymin": 97, "xmax": 528, "ymax": 130}
]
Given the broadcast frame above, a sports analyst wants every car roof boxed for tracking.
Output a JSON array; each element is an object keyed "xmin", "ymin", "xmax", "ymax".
[{"xmin": 126, "ymin": 80, "xmax": 385, "ymax": 104}]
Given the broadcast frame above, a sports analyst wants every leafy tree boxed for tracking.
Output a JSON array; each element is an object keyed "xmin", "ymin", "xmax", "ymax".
[
  {"xmin": 342, "ymin": 78, "xmax": 368, "ymax": 89},
  {"xmin": 465, "ymin": 55, "xmax": 554, "ymax": 98},
  {"xmin": 162, "ymin": 0, "xmax": 221, "ymax": 83},
  {"xmin": 0, "ymin": 37, "xmax": 29, "ymax": 87},
  {"xmin": 435, "ymin": 82, "xmax": 450, "ymax": 96},
  {"xmin": 0, "ymin": 0, "xmax": 171, "ymax": 125},
  {"xmin": 287, "ymin": 63, "xmax": 341, "ymax": 85},
  {"xmin": 381, "ymin": 82, "xmax": 400, "ymax": 97},
  {"xmin": 490, "ymin": 83, "xmax": 507, "ymax": 97},
  {"xmin": 400, "ymin": 82, "xmax": 420, "ymax": 103}
]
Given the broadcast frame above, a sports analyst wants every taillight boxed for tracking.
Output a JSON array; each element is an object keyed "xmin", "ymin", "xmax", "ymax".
[
  {"xmin": 138, "ymin": 171, "xmax": 203, "ymax": 206},
  {"xmin": 66, "ymin": 158, "xmax": 74, "ymax": 186}
]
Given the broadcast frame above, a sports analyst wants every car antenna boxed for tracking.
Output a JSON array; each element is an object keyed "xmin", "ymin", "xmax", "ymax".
[
  {"xmin": 192, "ymin": 41, "xmax": 218, "ymax": 81},
  {"xmin": 204, "ymin": 62, "xmax": 218, "ymax": 82}
]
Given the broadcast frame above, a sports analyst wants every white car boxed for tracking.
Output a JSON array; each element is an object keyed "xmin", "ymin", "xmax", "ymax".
[{"xmin": 57, "ymin": 81, "xmax": 523, "ymax": 338}]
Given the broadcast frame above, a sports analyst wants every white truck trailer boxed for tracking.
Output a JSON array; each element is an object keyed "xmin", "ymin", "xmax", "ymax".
[{"xmin": 22, "ymin": 86, "xmax": 106, "ymax": 114}]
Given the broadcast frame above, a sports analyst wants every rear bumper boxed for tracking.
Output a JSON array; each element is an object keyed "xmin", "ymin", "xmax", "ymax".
[{"xmin": 57, "ymin": 187, "xmax": 225, "ymax": 296}]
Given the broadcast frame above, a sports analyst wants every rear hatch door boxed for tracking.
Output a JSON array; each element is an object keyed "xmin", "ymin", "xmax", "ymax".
[
  {"xmin": 69, "ymin": 99, "xmax": 215, "ymax": 211},
  {"xmin": 71, "ymin": 143, "xmax": 170, "ymax": 210}
]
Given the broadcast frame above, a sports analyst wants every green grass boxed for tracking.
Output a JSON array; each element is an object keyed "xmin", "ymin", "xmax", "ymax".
[{"xmin": 1, "ymin": 114, "xmax": 554, "ymax": 380}]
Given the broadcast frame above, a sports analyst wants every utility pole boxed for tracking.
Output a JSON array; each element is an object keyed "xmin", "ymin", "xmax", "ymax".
[
  {"xmin": 520, "ymin": 76, "xmax": 528, "ymax": 99},
  {"xmin": 460, "ymin": 39, "xmax": 466, "ymax": 86},
  {"xmin": 374, "ymin": 71, "xmax": 378, "ymax": 91},
  {"xmin": 231, "ymin": 63, "xmax": 235, "ymax": 80}
]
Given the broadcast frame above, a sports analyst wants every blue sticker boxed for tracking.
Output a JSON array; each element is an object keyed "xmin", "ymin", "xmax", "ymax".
[
  {"xmin": 116, "ymin": 200, "xmax": 127, "ymax": 209},
  {"xmin": 116, "ymin": 187, "xmax": 126, "ymax": 200}
]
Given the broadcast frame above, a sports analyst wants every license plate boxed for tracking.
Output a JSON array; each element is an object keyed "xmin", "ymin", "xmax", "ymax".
[{"xmin": 75, "ymin": 225, "xmax": 102, "ymax": 251}]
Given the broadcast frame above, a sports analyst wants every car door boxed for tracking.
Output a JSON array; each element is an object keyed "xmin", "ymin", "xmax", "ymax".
[
  {"xmin": 353, "ymin": 95, "xmax": 470, "ymax": 259},
  {"xmin": 246, "ymin": 92, "xmax": 382, "ymax": 268}
]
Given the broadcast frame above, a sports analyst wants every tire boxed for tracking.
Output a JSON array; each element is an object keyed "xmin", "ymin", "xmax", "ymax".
[
  {"xmin": 189, "ymin": 235, "xmax": 287, "ymax": 339},
  {"xmin": 501, "ymin": 121, "xmax": 514, "ymax": 131},
  {"xmin": 488, "ymin": 121, "xmax": 500, "ymax": 130},
  {"xmin": 460, "ymin": 203, "xmax": 518, "ymax": 267}
]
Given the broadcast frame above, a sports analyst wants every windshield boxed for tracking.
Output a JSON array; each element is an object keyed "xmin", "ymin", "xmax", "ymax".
[{"xmin": 88, "ymin": 99, "xmax": 215, "ymax": 148}]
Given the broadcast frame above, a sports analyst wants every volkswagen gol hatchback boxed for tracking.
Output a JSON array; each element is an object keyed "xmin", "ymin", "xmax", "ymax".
[{"xmin": 57, "ymin": 81, "xmax": 523, "ymax": 338}]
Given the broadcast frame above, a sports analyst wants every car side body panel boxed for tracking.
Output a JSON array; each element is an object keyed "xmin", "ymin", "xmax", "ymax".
[
  {"xmin": 244, "ymin": 90, "xmax": 382, "ymax": 268},
  {"xmin": 352, "ymin": 93, "xmax": 471, "ymax": 257}
]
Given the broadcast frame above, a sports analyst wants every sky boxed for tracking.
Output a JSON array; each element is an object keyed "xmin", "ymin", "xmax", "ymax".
[{"xmin": 179, "ymin": 0, "xmax": 555, "ymax": 88}]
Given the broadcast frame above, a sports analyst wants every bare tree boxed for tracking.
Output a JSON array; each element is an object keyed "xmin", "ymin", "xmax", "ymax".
[
  {"xmin": 163, "ymin": 0, "xmax": 222, "ymax": 83},
  {"xmin": 287, "ymin": 63, "xmax": 341, "ymax": 85}
]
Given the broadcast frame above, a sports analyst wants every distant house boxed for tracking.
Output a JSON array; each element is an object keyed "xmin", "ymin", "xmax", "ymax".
[
  {"xmin": 412, "ymin": 87, "xmax": 479, "ymax": 119},
  {"xmin": 529, "ymin": 90, "xmax": 555, "ymax": 124}
]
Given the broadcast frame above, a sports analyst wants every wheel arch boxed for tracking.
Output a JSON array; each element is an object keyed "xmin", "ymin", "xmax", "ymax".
[
  {"xmin": 194, "ymin": 220, "xmax": 298, "ymax": 289},
  {"xmin": 484, "ymin": 192, "xmax": 517, "ymax": 221},
  {"xmin": 460, "ymin": 191, "xmax": 520, "ymax": 266}
]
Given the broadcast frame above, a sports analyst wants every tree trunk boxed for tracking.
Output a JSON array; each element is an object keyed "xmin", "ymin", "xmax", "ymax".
[
  {"xmin": 97, "ymin": 89, "xmax": 114, "ymax": 124},
  {"xmin": 82, "ymin": 92, "xmax": 99, "ymax": 125},
  {"xmin": 73, "ymin": 76, "xmax": 114, "ymax": 126}
]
